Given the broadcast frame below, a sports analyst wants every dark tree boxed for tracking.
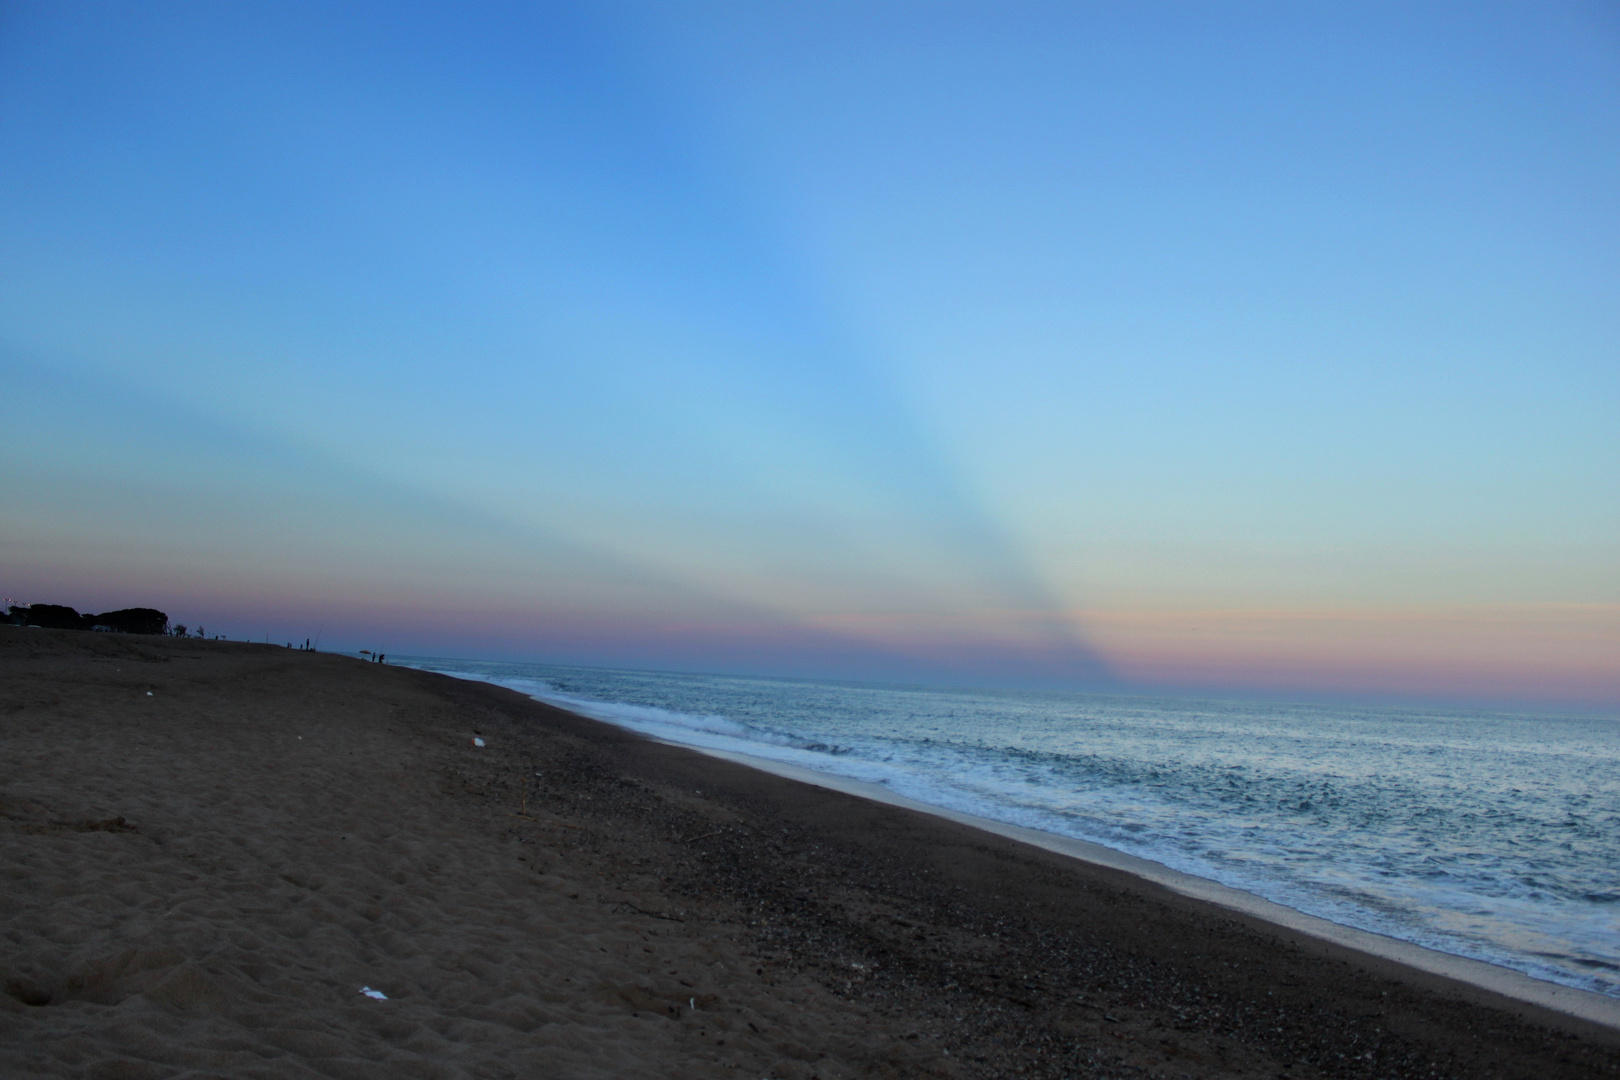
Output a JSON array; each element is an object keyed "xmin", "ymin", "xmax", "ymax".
[
  {"xmin": 86, "ymin": 608, "xmax": 170, "ymax": 635},
  {"xmin": 19, "ymin": 604, "xmax": 81, "ymax": 630}
]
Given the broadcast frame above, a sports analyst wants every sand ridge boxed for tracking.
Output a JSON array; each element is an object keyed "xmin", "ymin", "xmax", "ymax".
[{"xmin": 2, "ymin": 628, "xmax": 1617, "ymax": 1079}]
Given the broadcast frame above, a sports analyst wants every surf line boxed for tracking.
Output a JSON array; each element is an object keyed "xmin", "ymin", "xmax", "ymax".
[{"xmin": 676, "ymin": 741, "xmax": 1620, "ymax": 1033}]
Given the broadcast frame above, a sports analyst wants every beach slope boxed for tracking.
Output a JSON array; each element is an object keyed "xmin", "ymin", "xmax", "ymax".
[{"xmin": 2, "ymin": 629, "xmax": 1615, "ymax": 1079}]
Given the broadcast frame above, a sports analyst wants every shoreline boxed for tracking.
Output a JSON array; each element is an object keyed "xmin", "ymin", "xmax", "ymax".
[
  {"xmin": 6, "ymin": 628, "xmax": 1618, "ymax": 1079},
  {"xmin": 681, "ymin": 743, "xmax": 1620, "ymax": 1031},
  {"xmin": 419, "ymin": 661, "xmax": 1620, "ymax": 1030}
]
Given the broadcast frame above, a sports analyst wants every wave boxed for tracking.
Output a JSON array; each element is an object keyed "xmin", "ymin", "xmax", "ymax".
[{"xmin": 427, "ymin": 668, "xmax": 846, "ymax": 754}]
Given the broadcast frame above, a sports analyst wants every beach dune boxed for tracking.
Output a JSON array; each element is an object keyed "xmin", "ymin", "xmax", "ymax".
[{"xmin": 2, "ymin": 628, "xmax": 1615, "ymax": 1079}]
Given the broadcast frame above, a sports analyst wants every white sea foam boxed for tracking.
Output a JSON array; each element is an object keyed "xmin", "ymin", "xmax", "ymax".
[{"xmin": 447, "ymin": 671, "xmax": 829, "ymax": 751}]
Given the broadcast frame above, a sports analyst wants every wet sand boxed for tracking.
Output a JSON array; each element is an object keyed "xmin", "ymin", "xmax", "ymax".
[{"xmin": 3, "ymin": 628, "xmax": 1617, "ymax": 1079}]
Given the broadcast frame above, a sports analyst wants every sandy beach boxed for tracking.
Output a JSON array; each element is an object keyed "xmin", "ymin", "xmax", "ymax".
[{"xmin": 3, "ymin": 629, "xmax": 1617, "ymax": 1080}]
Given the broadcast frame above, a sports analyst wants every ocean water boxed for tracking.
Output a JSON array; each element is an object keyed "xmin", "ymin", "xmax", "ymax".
[{"xmin": 396, "ymin": 656, "xmax": 1620, "ymax": 999}]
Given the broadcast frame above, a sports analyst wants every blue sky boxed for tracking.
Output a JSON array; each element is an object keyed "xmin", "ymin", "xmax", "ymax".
[{"xmin": 2, "ymin": 2, "xmax": 1616, "ymax": 705}]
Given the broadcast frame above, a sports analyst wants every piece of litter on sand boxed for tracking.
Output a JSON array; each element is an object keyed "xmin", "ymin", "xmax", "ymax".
[
  {"xmin": 472, "ymin": 737, "xmax": 486, "ymax": 747},
  {"xmin": 359, "ymin": 986, "xmax": 388, "ymax": 1000},
  {"xmin": 146, "ymin": 691, "xmax": 153, "ymax": 696}
]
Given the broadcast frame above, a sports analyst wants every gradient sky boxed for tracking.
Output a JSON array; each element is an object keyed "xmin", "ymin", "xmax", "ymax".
[{"xmin": 2, "ymin": 2, "xmax": 1616, "ymax": 707}]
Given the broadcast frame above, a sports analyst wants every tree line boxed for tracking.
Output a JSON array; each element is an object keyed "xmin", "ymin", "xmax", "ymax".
[{"xmin": 6, "ymin": 604, "xmax": 170, "ymax": 635}]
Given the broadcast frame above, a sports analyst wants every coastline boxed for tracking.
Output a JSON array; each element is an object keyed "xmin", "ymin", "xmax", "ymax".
[
  {"xmin": 682, "ymin": 744, "xmax": 1620, "ymax": 1031},
  {"xmin": 420, "ymin": 659, "xmax": 1620, "ymax": 1025},
  {"xmin": 4, "ymin": 628, "xmax": 1617, "ymax": 1079}
]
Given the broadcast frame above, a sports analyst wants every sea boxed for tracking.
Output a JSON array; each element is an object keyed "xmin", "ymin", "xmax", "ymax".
[{"xmin": 394, "ymin": 656, "xmax": 1620, "ymax": 1000}]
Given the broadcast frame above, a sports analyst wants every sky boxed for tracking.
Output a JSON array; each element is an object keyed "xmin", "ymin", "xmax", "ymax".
[{"xmin": 2, "ymin": 1, "xmax": 1616, "ymax": 708}]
